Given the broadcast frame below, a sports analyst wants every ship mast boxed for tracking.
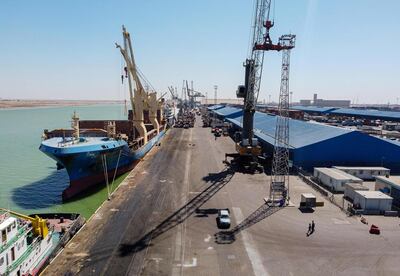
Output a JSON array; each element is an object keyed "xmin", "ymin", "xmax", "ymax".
[
  {"xmin": 116, "ymin": 25, "xmax": 148, "ymax": 144},
  {"xmin": 71, "ymin": 111, "xmax": 79, "ymax": 140}
]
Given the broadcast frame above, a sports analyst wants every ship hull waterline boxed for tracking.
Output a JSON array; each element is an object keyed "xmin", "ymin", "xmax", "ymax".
[{"xmin": 40, "ymin": 130, "xmax": 166, "ymax": 201}]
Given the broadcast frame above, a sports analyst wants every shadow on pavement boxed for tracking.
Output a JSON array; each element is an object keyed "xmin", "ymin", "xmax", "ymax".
[
  {"xmin": 118, "ymin": 166, "xmax": 235, "ymax": 256},
  {"xmin": 298, "ymin": 207, "xmax": 315, "ymax": 213},
  {"xmin": 195, "ymin": 208, "xmax": 219, "ymax": 217},
  {"xmin": 214, "ymin": 203, "xmax": 283, "ymax": 244}
]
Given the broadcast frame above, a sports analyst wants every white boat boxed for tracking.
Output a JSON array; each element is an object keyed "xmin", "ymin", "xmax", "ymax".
[{"xmin": 0, "ymin": 209, "xmax": 56, "ymax": 276}]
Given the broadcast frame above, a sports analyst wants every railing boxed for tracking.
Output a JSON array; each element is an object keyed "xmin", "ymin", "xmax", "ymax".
[
  {"xmin": 35, "ymin": 215, "xmax": 85, "ymax": 275},
  {"xmin": 5, "ymin": 236, "xmax": 39, "ymax": 274},
  {"xmin": 0, "ymin": 225, "xmax": 29, "ymax": 254},
  {"xmin": 298, "ymin": 170, "xmax": 347, "ymax": 211},
  {"xmin": 298, "ymin": 173, "xmax": 328, "ymax": 197}
]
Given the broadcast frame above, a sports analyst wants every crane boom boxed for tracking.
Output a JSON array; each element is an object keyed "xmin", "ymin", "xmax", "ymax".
[
  {"xmin": 0, "ymin": 208, "xmax": 49, "ymax": 238},
  {"xmin": 233, "ymin": 0, "xmax": 283, "ymax": 166},
  {"xmin": 116, "ymin": 25, "xmax": 148, "ymax": 143}
]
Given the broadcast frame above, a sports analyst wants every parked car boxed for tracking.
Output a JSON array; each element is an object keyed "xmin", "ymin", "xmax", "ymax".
[{"xmin": 216, "ymin": 209, "xmax": 231, "ymax": 229}]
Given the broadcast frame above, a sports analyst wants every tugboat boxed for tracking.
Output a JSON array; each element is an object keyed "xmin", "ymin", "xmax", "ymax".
[
  {"xmin": 0, "ymin": 209, "xmax": 83, "ymax": 276},
  {"xmin": 39, "ymin": 26, "xmax": 167, "ymax": 200}
]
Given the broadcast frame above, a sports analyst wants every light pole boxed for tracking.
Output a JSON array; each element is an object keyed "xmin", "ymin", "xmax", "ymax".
[
  {"xmin": 290, "ymin": 91, "xmax": 293, "ymax": 107},
  {"xmin": 214, "ymin": 85, "xmax": 218, "ymax": 105},
  {"xmin": 213, "ymin": 85, "xmax": 218, "ymax": 127}
]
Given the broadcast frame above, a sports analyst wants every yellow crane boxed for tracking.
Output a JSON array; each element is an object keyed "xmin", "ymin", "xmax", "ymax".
[
  {"xmin": 0, "ymin": 208, "xmax": 48, "ymax": 238},
  {"xmin": 116, "ymin": 25, "xmax": 148, "ymax": 144},
  {"xmin": 146, "ymin": 92, "xmax": 160, "ymax": 134}
]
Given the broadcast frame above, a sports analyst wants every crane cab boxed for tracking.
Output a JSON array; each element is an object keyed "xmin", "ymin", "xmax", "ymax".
[{"xmin": 236, "ymin": 138, "xmax": 262, "ymax": 157}]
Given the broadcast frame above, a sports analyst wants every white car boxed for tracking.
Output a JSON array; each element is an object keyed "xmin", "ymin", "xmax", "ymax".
[{"xmin": 217, "ymin": 209, "xmax": 231, "ymax": 229}]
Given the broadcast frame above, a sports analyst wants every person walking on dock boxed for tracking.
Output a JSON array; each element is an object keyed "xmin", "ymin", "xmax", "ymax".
[
  {"xmin": 307, "ymin": 223, "xmax": 312, "ymax": 236},
  {"xmin": 311, "ymin": 220, "xmax": 315, "ymax": 233}
]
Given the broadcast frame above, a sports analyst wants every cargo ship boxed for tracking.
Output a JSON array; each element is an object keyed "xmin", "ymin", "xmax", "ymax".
[
  {"xmin": 0, "ymin": 209, "xmax": 84, "ymax": 276},
  {"xmin": 39, "ymin": 26, "xmax": 168, "ymax": 200}
]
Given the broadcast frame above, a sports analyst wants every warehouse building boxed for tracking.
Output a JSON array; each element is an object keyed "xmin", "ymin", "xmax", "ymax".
[
  {"xmin": 208, "ymin": 105, "xmax": 400, "ymax": 173},
  {"xmin": 314, "ymin": 168, "xmax": 362, "ymax": 192},
  {"xmin": 329, "ymin": 108, "xmax": 400, "ymax": 122},
  {"xmin": 352, "ymin": 191, "xmax": 393, "ymax": 215},
  {"xmin": 291, "ymin": 106, "xmax": 400, "ymax": 122},
  {"xmin": 344, "ymin": 183, "xmax": 369, "ymax": 202},
  {"xmin": 333, "ymin": 166, "xmax": 390, "ymax": 180},
  {"xmin": 375, "ymin": 176, "xmax": 400, "ymax": 207}
]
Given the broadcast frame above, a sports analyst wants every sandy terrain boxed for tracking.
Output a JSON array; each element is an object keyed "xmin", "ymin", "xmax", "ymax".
[{"xmin": 0, "ymin": 99, "xmax": 123, "ymax": 109}]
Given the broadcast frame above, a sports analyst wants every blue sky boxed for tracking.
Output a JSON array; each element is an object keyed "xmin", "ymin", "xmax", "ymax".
[{"xmin": 0, "ymin": 0, "xmax": 399, "ymax": 104}]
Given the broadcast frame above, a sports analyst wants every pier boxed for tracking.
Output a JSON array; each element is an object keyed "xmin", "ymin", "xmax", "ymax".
[{"xmin": 41, "ymin": 116, "xmax": 400, "ymax": 275}]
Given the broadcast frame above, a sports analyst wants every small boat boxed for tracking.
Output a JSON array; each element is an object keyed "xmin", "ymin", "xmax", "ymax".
[{"xmin": 0, "ymin": 209, "xmax": 84, "ymax": 276}]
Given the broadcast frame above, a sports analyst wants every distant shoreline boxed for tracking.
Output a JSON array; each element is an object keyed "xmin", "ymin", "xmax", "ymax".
[{"xmin": 0, "ymin": 99, "xmax": 124, "ymax": 109}]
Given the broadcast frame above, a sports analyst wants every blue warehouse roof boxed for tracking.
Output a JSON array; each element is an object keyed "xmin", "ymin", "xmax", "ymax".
[
  {"xmin": 226, "ymin": 111, "xmax": 352, "ymax": 149},
  {"xmin": 291, "ymin": 106, "xmax": 338, "ymax": 114},
  {"xmin": 214, "ymin": 106, "xmax": 243, "ymax": 118},
  {"xmin": 207, "ymin": 104, "xmax": 225, "ymax": 110},
  {"xmin": 330, "ymin": 108, "xmax": 400, "ymax": 121},
  {"xmin": 210, "ymin": 106, "xmax": 400, "ymax": 172}
]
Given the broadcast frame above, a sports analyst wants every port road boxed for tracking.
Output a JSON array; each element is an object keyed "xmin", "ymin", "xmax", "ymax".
[{"xmin": 44, "ymin": 117, "xmax": 400, "ymax": 276}]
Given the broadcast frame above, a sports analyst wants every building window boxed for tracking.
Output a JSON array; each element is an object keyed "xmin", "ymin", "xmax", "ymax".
[
  {"xmin": 0, "ymin": 257, "xmax": 3, "ymax": 266},
  {"xmin": 12, "ymin": 222, "xmax": 16, "ymax": 229},
  {"xmin": 7, "ymin": 226, "xmax": 11, "ymax": 233}
]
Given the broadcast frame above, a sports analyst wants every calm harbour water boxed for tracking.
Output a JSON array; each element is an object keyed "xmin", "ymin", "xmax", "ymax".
[{"xmin": 0, "ymin": 104, "xmax": 128, "ymax": 218}]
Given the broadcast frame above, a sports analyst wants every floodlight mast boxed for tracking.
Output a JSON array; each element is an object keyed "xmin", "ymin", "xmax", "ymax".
[{"xmin": 269, "ymin": 34, "xmax": 295, "ymax": 205}]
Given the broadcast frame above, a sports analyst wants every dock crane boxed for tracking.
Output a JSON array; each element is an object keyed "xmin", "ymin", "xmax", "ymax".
[
  {"xmin": 226, "ymin": 0, "xmax": 290, "ymax": 171},
  {"xmin": 168, "ymin": 86, "xmax": 179, "ymax": 101},
  {"xmin": 185, "ymin": 80, "xmax": 205, "ymax": 109}
]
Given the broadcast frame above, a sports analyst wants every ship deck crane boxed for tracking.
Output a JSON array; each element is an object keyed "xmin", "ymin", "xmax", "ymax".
[
  {"xmin": 0, "ymin": 208, "xmax": 48, "ymax": 238},
  {"xmin": 225, "ymin": 0, "xmax": 291, "ymax": 171},
  {"xmin": 116, "ymin": 25, "xmax": 148, "ymax": 144}
]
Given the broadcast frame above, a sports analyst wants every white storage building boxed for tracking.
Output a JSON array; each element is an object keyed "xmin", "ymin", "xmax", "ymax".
[
  {"xmin": 333, "ymin": 166, "xmax": 390, "ymax": 180},
  {"xmin": 353, "ymin": 190, "xmax": 392, "ymax": 214},
  {"xmin": 375, "ymin": 176, "xmax": 400, "ymax": 207},
  {"xmin": 314, "ymin": 167, "xmax": 362, "ymax": 192},
  {"xmin": 344, "ymin": 183, "xmax": 369, "ymax": 202}
]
